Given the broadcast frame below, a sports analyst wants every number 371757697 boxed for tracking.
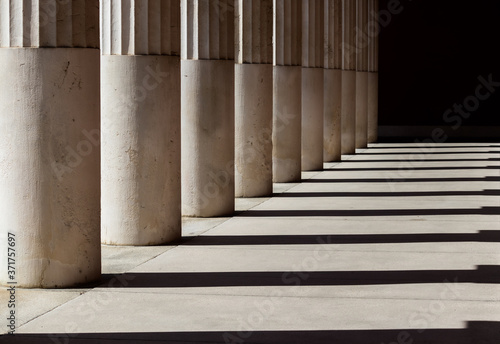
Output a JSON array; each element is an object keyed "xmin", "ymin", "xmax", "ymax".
[{"xmin": 7, "ymin": 233, "xmax": 16, "ymax": 281}]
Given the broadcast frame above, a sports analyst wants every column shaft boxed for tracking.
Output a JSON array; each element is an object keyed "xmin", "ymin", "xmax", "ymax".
[
  {"xmin": 324, "ymin": 0, "xmax": 343, "ymax": 162},
  {"xmin": 181, "ymin": 0, "xmax": 235, "ymax": 217},
  {"xmin": 355, "ymin": 0, "xmax": 369, "ymax": 149},
  {"xmin": 367, "ymin": 0, "xmax": 379, "ymax": 143},
  {"xmin": 273, "ymin": 0, "xmax": 302, "ymax": 182},
  {"xmin": 341, "ymin": 0, "xmax": 357, "ymax": 154},
  {"xmin": 235, "ymin": 0, "xmax": 273, "ymax": 197},
  {"xmin": 302, "ymin": 0, "xmax": 325, "ymax": 171},
  {"xmin": 101, "ymin": 0, "xmax": 181, "ymax": 246},
  {"xmin": 367, "ymin": 72, "xmax": 379, "ymax": 142},
  {"xmin": 0, "ymin": 0, "xmax": 100, "ymax": 288}
]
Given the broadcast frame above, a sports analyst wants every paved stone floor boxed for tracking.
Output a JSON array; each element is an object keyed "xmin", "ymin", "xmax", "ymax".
[{"xmin": 1, "ymin": 143, "xmax": 500, "ymax": 343}]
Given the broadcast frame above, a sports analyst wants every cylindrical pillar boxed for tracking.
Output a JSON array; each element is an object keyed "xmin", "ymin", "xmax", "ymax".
[
  {"xmin": 235, "ymin": 0, "xmax": 273, "ymax": 197},
  {"xmin": 367, "ymin": 0, "xmax": 379, "ymax": 143},
  {"xmin": 301, "ymin": 0, "xmax": 325, "ymax": 171},
  {"xmin": 341, "ymin": 0, "xmax": 357, "ymax": 154},
  {"xmin": 355, "ymin": 0, "xmax": 369, "ymax": 149},
  {"xmin": 0, "ymin": 1, "xmax": 100, "ymax": 288},
  {"xmin": 273, "ymin": 0, "xmax": 303, "ymax": 182},
  {"xmin": 323, "ymin": 0, "xmax": 343, "ymax": 162},
  {"xmin": 181, "ymin": 0, "xmax": 235, "ymax": 217},
  {"xmin": 101, "ymin": 1, "xmax": 181, "ymax": 245}
]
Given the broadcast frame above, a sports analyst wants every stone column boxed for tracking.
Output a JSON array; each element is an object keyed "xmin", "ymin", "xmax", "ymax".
[
  {"xmin": 341, "ymin": 0, "xmax": 357, "ymax": 154},
  {"xmin": 273, "ymin": 0, "xmax": 302, "ymax": 182},
  {"xmin": 355, "ymin": 0, "xmax": 369, "ymax": 148},
  {"xmin": 101, "ymin": 1, "xmax": 181, "ymax": 245},
  {"xmin": 367, "ymin": 0, "xmax": 379, "ymax": 143},
  {"xmin": 0, "ymin": 0, "xmax": 100, "ymax": 288},
  {"xmin": 181, "ymin": 0, "xmax": 235, "ymax": 217},
  {"xmin": 301, "ymin": 0, "xmax": 325, "ymax": 171},
  {"xmin": 323, "ymin": 0, "xmax": 342, "ymax": 162},
  {"xmin": 235, "ymin": 0, "xmax": 273, "ymax": 197}
]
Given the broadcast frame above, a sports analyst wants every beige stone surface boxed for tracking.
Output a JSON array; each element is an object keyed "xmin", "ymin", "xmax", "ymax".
[
  {"xmin": 273, "ymin": 66, "xmax": 302, "ymax": 182},
  {"xmin": 302, "ymin": 67, "xmax": 324, "ymax": 171},
  {"xmin": 235, "ymin": 64, "xmax": 273, "ymax": 197},
  {"xmin": 341, "ymin": 70, "xmax": 357, "ymax": 154},
  {"xmin": 0, "ymin": 48, "xmax": 101, "ymax": 288},
  {"xmin": 356, "ymin": 71, "xmax": 369, "ymax": 148},
  {"xmin": 101, "ymin": 55, "xmax": 181, "ymax": 245},
  {"xmin": 181, "ymin": 60, "xmax": 235, "ymax": 217},
  {"xmin": 323, "ymin": 68, "xmax": 342, "ymax": 162}
]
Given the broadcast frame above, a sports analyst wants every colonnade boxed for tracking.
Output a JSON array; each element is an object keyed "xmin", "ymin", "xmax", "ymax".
[{"xmin": 0, "ymin": 0, "xmax": 379, "ymax": 288}]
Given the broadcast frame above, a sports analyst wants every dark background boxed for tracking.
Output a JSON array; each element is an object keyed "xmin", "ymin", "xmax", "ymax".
[{"xmin": 378, "ymin": 0, "xmax": 500, "ymax": 130}]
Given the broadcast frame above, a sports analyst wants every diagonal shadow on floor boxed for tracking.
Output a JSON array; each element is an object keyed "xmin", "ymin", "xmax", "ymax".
[
  {"xmin": 273, "ymin": 190, "xmax": 500, "ymax": 197},
  {"xmin": 356, "ymin": 150, "xmax": 500, "ymax": 155},
  {"xmin": 181, "ymin": 231, "xmax": 500, "ymax": 246},
  {"xmin": 237, "ymin": 207, "xmax": 500, "ymax": 217},
  {"xmin": 301, "ymin": 176, "xmax": 500, "ymax": 183},
  {"xmin": 339, "ymin": 158, "xmax": 500, "ymax": 162},
  {"xmin": 364, "ymin": 145, "xmax": 500, "ymax": 149},
  {"xmin": 94, "ymin": 266, "xmax": 500, "ymax": 288},
  {"xmin": 324, "ymin": 166, "xmax": 500, "ymax": 171}
]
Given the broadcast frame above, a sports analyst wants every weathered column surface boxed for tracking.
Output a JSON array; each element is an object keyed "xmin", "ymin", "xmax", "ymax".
[
  {"xmin": 301, "ymin": 0, "xmax": 324, "ymax": 171},
  {"xmin": 235, "ymin": 0, "xmax": 273, "ymax": 197},
  {"xmin": 101, "ymin": 0, "xmax": 181, "ymax": 245},
  {"xmin": 323, "ymin": 0, "xmax": 342, "ymax": 162},
  {"xmin": 273, "ymin": 0, "xmax": 302, "ymax": 182},
  {"xmin": 367, "ymin": 0, "xmax": 379, "ymax": 143},
  {"xmin": 181, "ymin": 0, "xmax": 235, "ymax": 217},
  {"xmin": 355, "ymin": 0, "xmax": 369, "ymax": 148},
  {"xmin": 0, "ymin": 0, "xmax": 100, "ymax": 287},
  {"xmin": 341, "ymin": 0, "xmax": 357, "ymax": 154}
]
